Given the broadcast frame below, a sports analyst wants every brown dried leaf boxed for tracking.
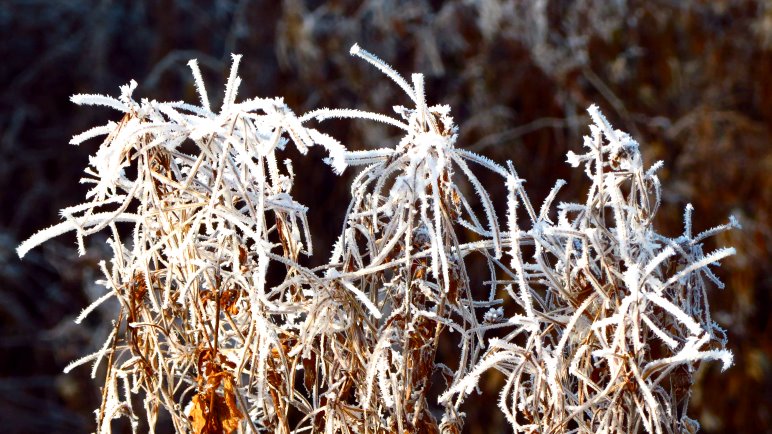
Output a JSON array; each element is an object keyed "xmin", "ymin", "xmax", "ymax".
[{"xmin": 188, "ymin": 374, "xmax": 244, "ymax": 434}]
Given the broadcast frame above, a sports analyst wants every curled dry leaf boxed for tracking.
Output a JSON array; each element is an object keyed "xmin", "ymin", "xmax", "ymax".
[{"xmin": 189, "ymin": 373, "xmax": 243, "ymax": 434}]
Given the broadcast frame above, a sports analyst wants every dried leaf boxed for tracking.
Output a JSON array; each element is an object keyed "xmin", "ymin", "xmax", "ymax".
[{"xmin": 189, "ymin": 374, "xmax": 243, "ymax": 434}]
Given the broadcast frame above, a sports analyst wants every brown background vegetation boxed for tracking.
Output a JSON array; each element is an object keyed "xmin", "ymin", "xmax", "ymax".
[{"xmin": 1, "ymin": 1, "xmax": 769, "ymax": 432}]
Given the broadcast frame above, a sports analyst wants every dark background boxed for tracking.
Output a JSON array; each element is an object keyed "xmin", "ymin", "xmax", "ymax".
[{"xmin": 1, "ymin": 1, "xmax": 769, "ymax": 433}]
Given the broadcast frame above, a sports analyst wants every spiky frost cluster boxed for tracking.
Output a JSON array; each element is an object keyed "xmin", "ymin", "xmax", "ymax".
[{"xmin": 18, "ymin": 45, "xmax": 736, "ymax": 434}]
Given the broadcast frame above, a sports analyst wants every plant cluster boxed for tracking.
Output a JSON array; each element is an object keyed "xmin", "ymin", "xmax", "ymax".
[{"xmin": 18, "ymin": 45, "xmax": 737, "ymax": 434}]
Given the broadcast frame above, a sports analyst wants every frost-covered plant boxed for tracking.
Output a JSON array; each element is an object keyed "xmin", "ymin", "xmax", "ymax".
[
  {"xmin": 18, "ymin": 45, "xmax": 736, "ymax": 434},
  {"xmin": 295, "ymin": 44, "xmax": 514, "ymax": 433},
  {"xmin": 439, "ymin": 105, "xmax": 738, "ymax": 434},
  {"xmin": 18, "ymin": 55, "xmax": 346, "ymax": 433}
]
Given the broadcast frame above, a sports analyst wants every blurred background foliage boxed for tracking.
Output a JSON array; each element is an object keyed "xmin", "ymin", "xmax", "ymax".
[{"xmin": 0, "ymin": 0, "xmax": 769, "ymax": 432}]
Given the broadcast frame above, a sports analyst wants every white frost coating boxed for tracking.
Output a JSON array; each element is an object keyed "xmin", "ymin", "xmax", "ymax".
[
  {"xmin": 301, "ymin": 107, "xmax": 409, "ymax": 130},
  {"xmin": 644, "ymin": 292, "xmax": 703, "ymax": 335},
  {"xmin": 17, "ymin": 212, "xmax": 141, "ymax": 258},
  {"xmin": 659, "ymin": 247, "xmax": 736, "ymax": 293},
  {"xmin": 222, "ymin": 53, "xmax": 242, "ymax": 111},
  {"xmin": 74, "ymin": 290, "xmax": 115, "ymax": 325},
  {"xmin": 337, "ymin": 276, "xmax": 383, "ymax": 319},
  {"xmin": 69, "ymin": 123, "xmax": 116, "ymax": 145},
  {"xmin": 348, "ymin": 43, "xmax": 416, "ymax": 102},
  {"xmin": 306, "ymin": 128, "xmax": 348, "ymax": 174},
  {"xmin": 187, "ymin": 59, "xmax": 211, "ymax": 111},
  {"xmin": 71, "ymin": 93, "xmax": 129, "ymax": 112},
  {"xmin": 643, "ymin": 334, "xmax": 734, "ymax": 375}
]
